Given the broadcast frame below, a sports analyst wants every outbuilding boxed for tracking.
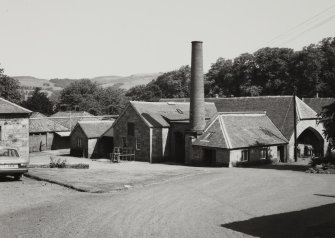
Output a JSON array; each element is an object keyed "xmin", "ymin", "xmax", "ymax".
[
  {"xmin": 70, "ymin": 120, "xmax": 114, "ymax": 158},
  {"xmin": 29, "ymin": 112, "xmax": 69, "ymax": 152}
]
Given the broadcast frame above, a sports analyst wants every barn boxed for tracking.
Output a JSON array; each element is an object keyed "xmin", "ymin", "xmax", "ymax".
[
  {"xmin": 70, "ymin": 120, "xmax": 114, "ymax": 158},
  {"xmin": 29, "ymin": 112, "xmax": 69, "ymax": 152}
]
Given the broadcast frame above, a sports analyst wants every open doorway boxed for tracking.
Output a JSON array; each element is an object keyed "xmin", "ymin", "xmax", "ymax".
[{"xmin": 174, "ymin": 132, "xmax": 185, "ymax": 164}]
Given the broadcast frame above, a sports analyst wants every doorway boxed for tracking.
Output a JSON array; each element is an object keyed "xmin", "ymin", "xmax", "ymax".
[{"xmin": 174, "ymin": 132, "xmax": 185, "ymax": 164}]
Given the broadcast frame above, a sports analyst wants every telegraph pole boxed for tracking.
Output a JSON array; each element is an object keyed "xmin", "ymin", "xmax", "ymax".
[{"xmin": 293, "ymin": 83, "xmax": 298, "ymax": 162}]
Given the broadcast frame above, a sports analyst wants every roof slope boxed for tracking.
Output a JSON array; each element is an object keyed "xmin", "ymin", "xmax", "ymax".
[
  {"xmin": 193, "ymin": 112, "xmax": 288, "ymax": 149},
  {"xmin": 160, "ymin": 96, "xmax": 317, "ymax": 139},
  {"xmin": 76, "ymin": 120, "xmax": 114, "ymax": 139},
  {"xmin": 302, "ymin": 98, "xmax": 335, "ymax": 114},
  {"xmin": 30, "ymin": 114, "xmax": 69, "ymax": 133},
  {"xmin": 49, "ymin": 111, "xmax": 100, "ymax": 130},
  {"xmin": 0, "ymin": 97, "xmax": 31, "ymax": 114},
  {"xmin": 130, "ymin": 101, "xmax": 217, "ymax": 128}
]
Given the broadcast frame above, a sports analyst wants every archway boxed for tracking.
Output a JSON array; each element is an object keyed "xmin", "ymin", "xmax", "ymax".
[{"xmin": 297, "ymin": 127, "xmax": 324, "ymax": 158}]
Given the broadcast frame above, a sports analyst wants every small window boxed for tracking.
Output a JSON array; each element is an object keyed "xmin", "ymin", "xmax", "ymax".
[
  {"xmin": 136, "ymin": 137, "xmax": 141, "ymax": 150},
  {"xmin": 127, "ymin": 122, "xmax": 135, "ymax": 136},
  {"xmin": 241, "ymin": 150, "xmax": 249, "ymax": 162},
  {"xmin": 77, "ymin": 138, "xmax": 82, "ymax": 147},
  {"xmin": 122, "ymin": 137, "xmax": 127, "ymax": 147},
  {"xmin": 176, "ymin": 109, "xmax": 183, "ymax": 114},
  {"xmin": 260, "ymin": 148, "xmax": 268, "ymax": 159}
]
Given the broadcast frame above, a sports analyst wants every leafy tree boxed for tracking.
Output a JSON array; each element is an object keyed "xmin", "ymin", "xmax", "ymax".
[
  {"xmin": 319, "ymin": 102, "xmax": 335, "ymax": 150},
  {"xmin": 126, "ymin": 83, "xmax": 162, "ymax": 102},
  {"xmin": 58, "ymin": 79, "xmax": 127, "ymax": 115},
  {"xmin": 0, "ymin": 67, "xmax": 22, "ymax": 104},
  {"xmin": 22, "ymin": 87, "xmax": 53, "ymax": 114},
  {"xmin": 153, "ymin": 65, "xmax": 190, "ymax": 98}
]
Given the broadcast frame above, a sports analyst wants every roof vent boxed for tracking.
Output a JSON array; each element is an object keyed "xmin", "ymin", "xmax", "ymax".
[{"xmin": 176, "ymin": 109, "xmax": 183, "ymax": 114}]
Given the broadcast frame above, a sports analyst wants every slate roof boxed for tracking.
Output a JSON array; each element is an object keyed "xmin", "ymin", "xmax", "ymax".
[
  {"xmin": 130, "ymin": 101, "xmax": 217, "ymax": 128},
  {"xmin": 0, "ymin": 97, "xmax": 31, "ymax": 114},
  {"xmin": 30, "ymin": 112, "xmax": 68, "ymax": 133},
  {"xmin": 49, "ymin": 111, "xmax": 100, "ymax": 130},
  {"xmin": 160, "ymin": 96, "xmax": 317, "ymax": 139},
  {"xmin": 302, "ymin": 98, "xmax": 335, "ymax": 114},
  {"xmin": 193, "ymin": 112, "xmax": 288, "ymax": 149},
  {"xmin": 74, "ymin": 120, "xmax": 114, "ymax": 139}
]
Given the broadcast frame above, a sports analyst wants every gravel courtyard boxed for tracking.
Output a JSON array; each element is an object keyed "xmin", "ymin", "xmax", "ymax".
[{"xmin": 0, "ymin": 151, "xmax": 334, "ymax": 237}]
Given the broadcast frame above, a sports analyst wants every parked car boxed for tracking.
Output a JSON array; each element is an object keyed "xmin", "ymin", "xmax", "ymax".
[{"xmin": 0, "ymin": 148, "xmax": 28, "ymax": 180}]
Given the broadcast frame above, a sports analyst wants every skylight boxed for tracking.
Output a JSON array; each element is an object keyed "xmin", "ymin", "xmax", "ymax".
[{"xmin": 176, "ymin": 109, "xmax": 183, "ymax": 114}]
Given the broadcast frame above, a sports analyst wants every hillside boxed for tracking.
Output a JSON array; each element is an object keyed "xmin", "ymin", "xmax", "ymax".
[
  {"xmin": 11, "ymin": 73, "xmax": 162, "ymax": 98},
  {"xmin": 100, "ymin": 73, "xmax": 162, "ymax": 89}
]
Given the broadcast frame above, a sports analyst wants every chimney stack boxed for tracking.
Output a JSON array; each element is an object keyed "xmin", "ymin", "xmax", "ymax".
[{"xmin": 190, "ymin": 41, "xmax": 205, "ymax": 133}]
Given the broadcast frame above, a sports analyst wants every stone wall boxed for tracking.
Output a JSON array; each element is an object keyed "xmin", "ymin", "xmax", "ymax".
[
  {"xmin": 0, "ymin": 115, "xmax": 29, "ymax": 161},
  {"xmin": 113, "ymin": 105, "xmax": 151, "ymax": 162}
]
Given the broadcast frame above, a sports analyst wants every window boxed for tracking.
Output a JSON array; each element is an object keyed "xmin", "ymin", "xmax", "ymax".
[
  {"xmin": 77, "ymin": 138, "xmax": 82, "ymax": 147},
  {"xmin": 260, "ymin": 148, "xmax": 268, "ymax": 160},
  {"xmin": 127, "ymin": 122, "xmax": 135, "ymax": 136},
  {"xmin": 122, "ymin": 137, "xmax": 127, "ymax": 148},
  {"xmin": 241, "ymin": 150, "xmax": 249, "ymax": 162},
  {"xmin": 136, "ymin": 137, "xmax": 141, "ymax": 150}
]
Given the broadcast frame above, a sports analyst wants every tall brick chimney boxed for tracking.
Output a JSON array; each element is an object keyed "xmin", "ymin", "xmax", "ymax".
[{"xmin": 190, "ymin": 41, "xmax": 205, "ymax": 133}]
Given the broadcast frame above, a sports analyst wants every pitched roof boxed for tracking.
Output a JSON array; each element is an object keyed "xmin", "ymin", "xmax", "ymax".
[
  {"xmin": 49, "ymin": 111, "xmax": 100, "ymax": 130},
  {"xmin": 193, "ymin": 112, "xmax": 288, "ymax": 149},
  {"xmin": 160, "ymin": 96, "xmax": 317, "ymax": 139},
  {"xmin": 30, "ymin": 112, "xmax": 69, "ymax": 133},
  {"xmin": 302, "ymin": 98, "xmax": 335, "ymax": 114},
  {"xmin": 0, "ymin": 97, "xmax": 31, "ymax": 114},
  {"xmin": 130, "ymin": 101, "xmax": 217, "ymax": 128},
  {"xmin": 75, "ymin": 120, "xmax": 114, "ymax": 139}
]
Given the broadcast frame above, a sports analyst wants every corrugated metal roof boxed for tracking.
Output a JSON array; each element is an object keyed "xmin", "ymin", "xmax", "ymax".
[
  {"xmin": 0, "ymin": 97, "xmax": 31, "ymax": 114},
  {"xmin": 49, "ymin": 111, "xmax": 100, "ymax": 130},
  {"xmin": 193, "ymin": 112, "xmax": 288, "ymax": 149}
]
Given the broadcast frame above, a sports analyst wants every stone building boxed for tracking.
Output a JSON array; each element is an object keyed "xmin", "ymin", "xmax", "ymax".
[
  {"xmin": 161, "ymin": 95, "xmax": 326, "ymax": 162},
  {"xmin": 112, "ymin": 101, "xmax": 217, "ymax": 162},
  {"xmin": 192, "ymin": 112, "xmax": 288, "ymax": 166},
  {"xmin": 29, "ymin": 112, "xmax": 69, "ymax": 152},
  {"xmin": 70, "ymin": 120, "xmax": 114, "ymax": 158},
  {"xmin": 0, "ymin": 97, "xmax": 31, "ymax": 160}
]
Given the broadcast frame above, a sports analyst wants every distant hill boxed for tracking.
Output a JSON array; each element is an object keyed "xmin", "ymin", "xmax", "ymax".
[
  {"xmin": 100, "ymin": 73, "xmax": 162, "ymax": 89},
  {"xmin": 12, "ymin": 73, "xmax": 162, "ymax": 98}
]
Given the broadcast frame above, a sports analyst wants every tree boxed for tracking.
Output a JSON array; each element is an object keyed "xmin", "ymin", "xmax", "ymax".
[
  {"xmin": 319, "ymin": 102, "xmax": 335, "ymax": 150},
  {"xmin": 126, "ymin": 83, "xmax": 162, "ymax": 102},
  {"xmin": 58, "ymin": 79, "xmax": 127, "ymax": 115},
  {"xmin": 153, "ymin": 65, "xmax": 190, "ymax": 98},
  {"xmin": 0, "ymin": 67, "xmax": 22, "ymax": 104},
  {"xmin": 22, "ymin": 87, "xmax": 53, "ymax": 114}
]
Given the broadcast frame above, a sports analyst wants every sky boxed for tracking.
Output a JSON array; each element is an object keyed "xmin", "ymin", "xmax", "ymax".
[{"xmin": 0, "ymin": 0, "xmax": 334, "ymax": 79}]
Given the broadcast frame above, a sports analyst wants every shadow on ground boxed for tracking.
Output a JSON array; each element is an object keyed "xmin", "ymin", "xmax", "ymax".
[
  {"xmin": 221, "ymin": 203, "xmax": 335, "ymax": 238},
  {"xmin": 0, "ymin": 176, "xmax": 20, "ymax": 182},
  {"xmin": 249, "ymin": 164, "xmax": 309, "ymax": 172}
]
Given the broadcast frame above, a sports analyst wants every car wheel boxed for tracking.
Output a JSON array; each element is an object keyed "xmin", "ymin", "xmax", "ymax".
[{"xmin": 14, "ymin": 174, "xmax": 22, "ymax": 181}]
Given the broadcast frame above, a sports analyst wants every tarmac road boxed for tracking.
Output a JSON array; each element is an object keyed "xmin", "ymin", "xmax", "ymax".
[{"xmin": 0, "ymin": 168, "xmax": 335, "ymax": 238}]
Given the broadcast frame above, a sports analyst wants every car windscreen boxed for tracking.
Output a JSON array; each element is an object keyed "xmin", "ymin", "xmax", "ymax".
[{"xmin": 0, "ymin": 149, "xmax": 19, "ymax": 158}]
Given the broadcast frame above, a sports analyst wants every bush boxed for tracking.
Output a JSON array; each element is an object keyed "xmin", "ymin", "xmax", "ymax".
[{"xmin": 50, "ymin": 157, "xmax": 67, "ymax": 168}]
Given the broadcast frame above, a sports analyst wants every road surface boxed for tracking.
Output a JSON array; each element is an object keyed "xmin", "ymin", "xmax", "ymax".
[{"xmin": 0, "ymin": 167, "xmax": 334, "ymax": 238}]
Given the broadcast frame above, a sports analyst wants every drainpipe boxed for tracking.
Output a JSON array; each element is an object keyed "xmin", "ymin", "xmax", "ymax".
[{"xmin": 293, "ymin": 93, "xmax": 298, "ymax": 162}]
